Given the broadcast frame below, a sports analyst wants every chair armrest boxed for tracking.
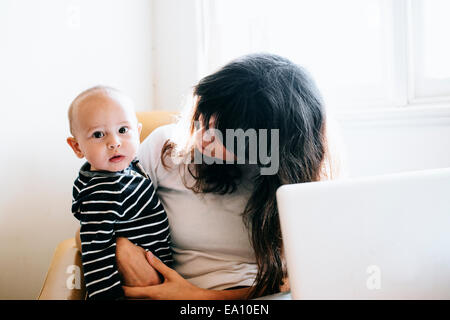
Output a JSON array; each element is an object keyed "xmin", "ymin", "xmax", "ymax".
[{"xmin": 38, "ymin": 238, "xmax": 86, "ymax": 300}]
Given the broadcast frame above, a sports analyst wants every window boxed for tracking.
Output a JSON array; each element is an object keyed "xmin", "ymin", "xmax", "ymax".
[
  {"xmin": 199, "ymin": 0, "xmax": 450, "ymax": 112},
  {"xmin": 409, "ymin": 0, "xmax": 450, "ymax": 101}
]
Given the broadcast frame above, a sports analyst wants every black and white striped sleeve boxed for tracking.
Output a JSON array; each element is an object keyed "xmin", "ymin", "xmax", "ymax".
[
  {"xmin": 77, "ymin": 205, "xmax": 123, "ymax": 300},
  {"xmin": 73, "ymin": 176, "xmax": 126, "ymax": 300},
  {"xmin": 113, "ymin": 170, "xmax": 173, "ymax": 266}
]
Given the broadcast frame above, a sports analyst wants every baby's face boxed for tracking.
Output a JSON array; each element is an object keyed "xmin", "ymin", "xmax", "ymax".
[{"xmin": 69, "ymin": 92, "xmax": 142, "ymax": 172}]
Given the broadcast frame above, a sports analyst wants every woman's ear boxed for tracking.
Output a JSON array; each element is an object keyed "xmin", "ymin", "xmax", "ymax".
[{"xmin": 66, "ymin": 137, "xmax": 84, "ymax": 159}]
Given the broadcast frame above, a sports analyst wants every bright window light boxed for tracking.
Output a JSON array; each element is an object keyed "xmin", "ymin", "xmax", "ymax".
[
  {"xmin": 202, "ymin": 0, "xmax": 450, "ymax": 110},
  {"xmin": 204, "ymin": 0, "xmax": 396, "ymax": 111}
]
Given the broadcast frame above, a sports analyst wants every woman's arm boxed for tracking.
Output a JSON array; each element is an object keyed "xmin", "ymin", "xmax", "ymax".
[
  {"xmin": 115, "ymin": 238, "xmax": 253, "ymax": 299},
  {"xmin": 117, "ymin": 238, "xmax": 291, "ymax": 299},
  {"xmin": 121, "ymin": 250, "xmax": 253, "ymax": 300}
]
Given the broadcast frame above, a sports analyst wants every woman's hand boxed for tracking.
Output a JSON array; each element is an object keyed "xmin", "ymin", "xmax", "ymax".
[
  {"xmin": 115, "ymin": 237, "xmax": 161, "ymax": 287},
  {"xmin": 122, "ymin": 251, "xmax": 209, "ymax": 300}
]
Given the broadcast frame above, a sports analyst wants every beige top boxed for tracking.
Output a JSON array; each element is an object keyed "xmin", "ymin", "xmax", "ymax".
[{"xmin": 137, "ymin": 124, "xmax": 258, "ymax": 290}]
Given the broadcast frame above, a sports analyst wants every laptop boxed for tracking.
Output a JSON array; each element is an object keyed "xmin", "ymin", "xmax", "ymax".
[{"xmin": 276, "ymin": 167, "xmax": 450, "ymax": 299}]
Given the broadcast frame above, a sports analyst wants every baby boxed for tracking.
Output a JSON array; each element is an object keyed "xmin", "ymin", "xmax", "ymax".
[{"xmin": 66, "ymin": 86, "xmax": 172, "ymax": 300}]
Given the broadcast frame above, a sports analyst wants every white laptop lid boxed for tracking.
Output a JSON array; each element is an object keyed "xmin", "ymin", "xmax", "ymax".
[{"xmin": 276, "ymin": 168, "xmax": 450, "ymax": 299}]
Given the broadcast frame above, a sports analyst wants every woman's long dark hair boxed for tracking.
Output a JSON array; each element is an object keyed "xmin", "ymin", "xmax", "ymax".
[{"xmin": 162, "ymin": 53, "xmax": 327, "ymax": 298}]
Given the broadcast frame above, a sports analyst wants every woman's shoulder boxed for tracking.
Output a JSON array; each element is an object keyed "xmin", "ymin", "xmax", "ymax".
[
  {"xmin": 143, "ymin": 123, "xmax": 176, "ymax": 146},
  {"xmin": 139, "ymin": 124, "xmax": 175, "ymax": 156},
  {"xmin": 137, "ymin": 124, "xmax": 176, "ymax": 183}
]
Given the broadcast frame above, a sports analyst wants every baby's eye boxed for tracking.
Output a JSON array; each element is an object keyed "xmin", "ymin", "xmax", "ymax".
[
  {"xmin": 92, "ymin": 131, "xmax": 104, "ymax": 139},
  {"xmin": 118, "ymin": 126, "xmax": 129, "ymax": 134}
]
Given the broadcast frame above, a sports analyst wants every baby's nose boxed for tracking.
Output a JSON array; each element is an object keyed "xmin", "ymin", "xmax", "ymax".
[
  {"xmin": 107, "ymin": 137, "xmax": 121, "ymax": 149},
  {"xmin": 108, "ymin": 142, "xmax": 121, "ymax": 149}
]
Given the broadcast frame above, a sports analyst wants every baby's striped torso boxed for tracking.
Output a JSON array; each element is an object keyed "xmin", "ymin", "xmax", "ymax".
[{"xmin": 72, "ymin": 160, "xmax": 172, "ymax": 299}]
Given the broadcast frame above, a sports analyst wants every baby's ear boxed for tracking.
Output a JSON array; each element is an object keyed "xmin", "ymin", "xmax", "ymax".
[
  {"xmin": 137, "ymin": 122, "xmax": 142, "ymax": 136},
  {"xmin": 66, "ymin": 137, "xmax": 84, "ymax": 159}
]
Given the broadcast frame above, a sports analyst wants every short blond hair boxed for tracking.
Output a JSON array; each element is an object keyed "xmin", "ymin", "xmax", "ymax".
[{"xmin": 68, "ymin": 85, "xmax": 134, "ymax": 136}]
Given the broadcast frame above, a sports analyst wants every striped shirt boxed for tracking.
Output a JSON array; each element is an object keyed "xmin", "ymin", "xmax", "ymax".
[{"xmin": 71, "ymin": 159, "xmax": 172, "ymax": 300}]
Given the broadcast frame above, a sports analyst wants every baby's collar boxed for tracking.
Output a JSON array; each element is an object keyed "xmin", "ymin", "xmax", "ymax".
[{"xmin": 79, "ymin": 159, "xmax": 139, "ymax": 178}]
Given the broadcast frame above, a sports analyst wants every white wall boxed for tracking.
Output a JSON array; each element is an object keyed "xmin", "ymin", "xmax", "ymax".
[
  {"xmin": 151, "ymin": 0, "xmax": 204, "ymax": 110},
  {"xmin": 0, "ymin": 0, "xmax": 153, "ymax": 299},
  {"xmin": 337, "ymin": 107, "xmax": 450, "ymax": 177}
]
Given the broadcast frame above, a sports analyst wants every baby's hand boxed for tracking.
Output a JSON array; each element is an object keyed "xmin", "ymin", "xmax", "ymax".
[{"xmin": 116, "ymin": 237, "xmax": 162, "ymax": 287}]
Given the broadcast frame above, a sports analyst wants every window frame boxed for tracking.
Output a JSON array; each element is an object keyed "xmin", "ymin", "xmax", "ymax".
[{"xmin": 407, "ymin": 0, "xmax": 450, "ymax": 104}]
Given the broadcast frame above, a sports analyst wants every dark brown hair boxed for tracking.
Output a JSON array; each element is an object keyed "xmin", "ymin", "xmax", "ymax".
[{"xmin": 162, "ymin": 53, "xmax": 328, "ymax": 298}]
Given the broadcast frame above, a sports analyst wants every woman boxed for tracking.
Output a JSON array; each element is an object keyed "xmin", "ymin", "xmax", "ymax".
[{"xmin": 116, "ymin": 53, "xmax": 342, "ymax": 299}]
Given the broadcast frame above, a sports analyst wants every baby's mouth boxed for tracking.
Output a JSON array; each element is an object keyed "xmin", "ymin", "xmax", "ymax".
[{"xmin": 109, "ymin": 155, "xmax": 125, "ymax": 163}]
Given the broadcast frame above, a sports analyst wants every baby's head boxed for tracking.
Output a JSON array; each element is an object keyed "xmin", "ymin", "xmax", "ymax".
[{"xmin": 67, "ymin": 86, "xmax": 142, "ymax": 172}]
